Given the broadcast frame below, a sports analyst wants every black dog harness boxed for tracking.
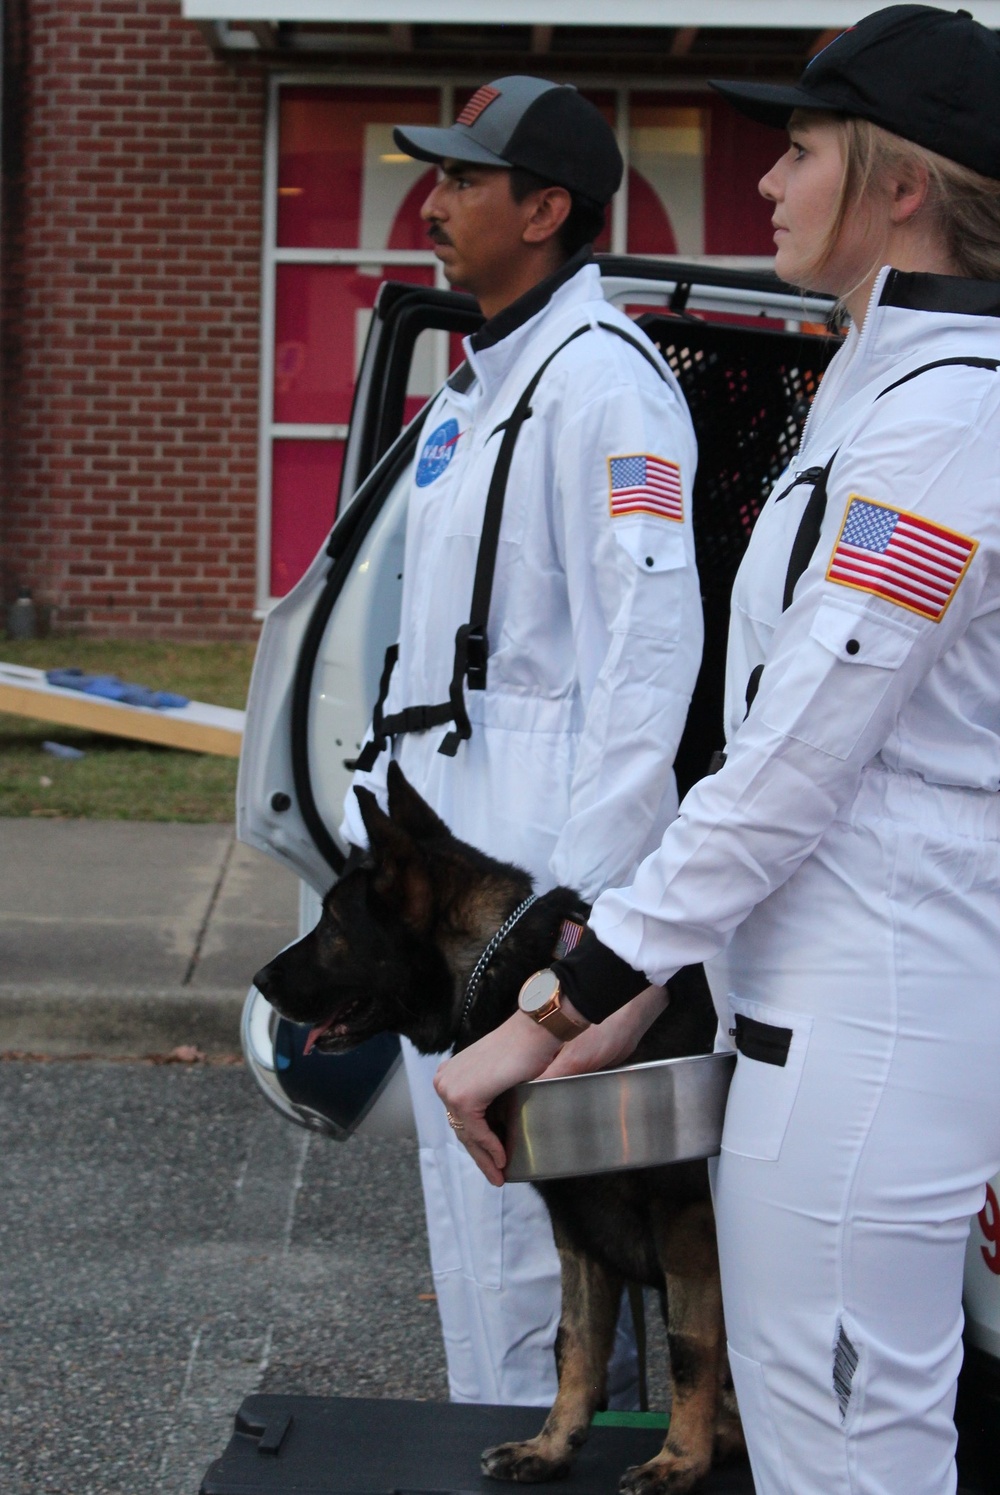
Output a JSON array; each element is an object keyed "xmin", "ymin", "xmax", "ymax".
[{"xmin": 355, "ymin": 321, "xmax": 669, "ymax": 772}]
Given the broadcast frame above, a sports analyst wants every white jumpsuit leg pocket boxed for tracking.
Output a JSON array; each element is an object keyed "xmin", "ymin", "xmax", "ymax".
[
  {"xmin": 721, "ymin": 997, "xmax": 813, "ymax": 1162},
  {"xmin": 726, "ymin": 1345, "xmax": 793, "ymax": 1495}
]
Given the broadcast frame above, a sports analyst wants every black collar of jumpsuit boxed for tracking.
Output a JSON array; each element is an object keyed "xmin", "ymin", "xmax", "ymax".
[
  {"xmin": 881, "ymin": 270, "xmax": 1000, "ymax": 318},
  {"xmin": 468, "ymin": 246, "xmax": 594, "ymax": 353}
]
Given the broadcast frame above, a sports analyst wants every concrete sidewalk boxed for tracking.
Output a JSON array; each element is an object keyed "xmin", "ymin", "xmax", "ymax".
[{"xmin": 0, "ymin": 819, "xmax": 300, "ymax": 1055}]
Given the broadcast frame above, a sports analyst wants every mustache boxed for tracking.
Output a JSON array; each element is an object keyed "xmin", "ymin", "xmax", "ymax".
[{"xmin": 426, "ymin": 222, "xmax": 452, "ymax": 247}]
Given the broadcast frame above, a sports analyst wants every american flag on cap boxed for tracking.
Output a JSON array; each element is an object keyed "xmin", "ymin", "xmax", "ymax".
[
  {"xmin": 456, "ymin": 85, "xmax": 501, "ymax": 126},
  {"xmin": 826, "ymin": 496, "xmax": 977, "ymax": 621},
  {"xmin": 608, "ymin": 454, "xmax": 683, "ymax": 522}
]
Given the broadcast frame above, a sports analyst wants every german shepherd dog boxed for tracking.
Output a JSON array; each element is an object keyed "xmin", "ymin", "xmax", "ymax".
[{"xmin": 253, "ymin": 762, "xmax": 744, "ymax": 1494}]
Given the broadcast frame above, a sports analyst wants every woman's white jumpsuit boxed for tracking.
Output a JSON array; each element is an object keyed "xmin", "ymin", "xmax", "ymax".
[
  {"xmin": 343, "ymin": 258, "xmax": 703, "ymax": 1405},
  {"xmin": 588, "ymin": 267, "xmax": 1000, "ymax": 1493}
]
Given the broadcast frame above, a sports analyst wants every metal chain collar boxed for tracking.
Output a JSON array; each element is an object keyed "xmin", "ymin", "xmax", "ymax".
[{"xmin": 458, "ymin": 894, "xmax": 538, "ymax": 1034}]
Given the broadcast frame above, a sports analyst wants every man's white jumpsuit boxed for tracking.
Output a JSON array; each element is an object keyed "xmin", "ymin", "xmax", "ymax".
[
  {"xmin": 342, "ymin": 254, "xmax": 702, "ymax": 1405},
  {"xmin": 585, "ymin": 267, "xmax": 1000, "ymax": 1493}
]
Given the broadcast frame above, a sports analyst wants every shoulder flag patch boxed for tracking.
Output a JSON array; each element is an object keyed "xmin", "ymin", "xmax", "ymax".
[
  {"xmin": 456, "ymin": 85, "xmax": 501, "ymax": 126},
  {"xmin": 826, "ymin": 495, "xmax": 977, "ymax": 621},
  {"xmin": 608, "ymin": 454, "xmax": 683, "ymax": 522}
]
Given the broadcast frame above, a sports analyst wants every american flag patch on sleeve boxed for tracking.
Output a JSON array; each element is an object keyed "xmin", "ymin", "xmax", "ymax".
[
  {"xmin": 826, "ymin": 495, "xmax": 977, "ymax": 621},
  {"xmin": 608, "ymin": 454, "xmax": 683, "ymax": 522}
]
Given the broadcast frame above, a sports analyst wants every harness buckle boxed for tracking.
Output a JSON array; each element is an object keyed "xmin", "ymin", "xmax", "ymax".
[{"xmin": 465, "ymin": 625, "xmax": 489, "ymax": 690}]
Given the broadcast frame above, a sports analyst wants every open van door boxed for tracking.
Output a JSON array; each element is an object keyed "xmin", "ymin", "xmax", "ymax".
[
  {"xmin": 236, "ymin": 280, "xmax": 481, "ymax": 1140},
  {"xmin": 238, "ymin": 281, "xmax": 482, "ymax": 894}
]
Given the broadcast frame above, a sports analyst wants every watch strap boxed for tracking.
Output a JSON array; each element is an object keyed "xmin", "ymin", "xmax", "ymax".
[{"xmin": 536, "ymin": 1000, "xmax": 588, "ymax": 1042}]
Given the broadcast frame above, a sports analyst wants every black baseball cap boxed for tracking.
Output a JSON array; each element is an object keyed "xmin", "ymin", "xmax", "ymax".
[
  {"xmin": 711, "ymin": 5, "xmax": 1000, "ymax": 181},
  {"xmin": 393, "ymin": 76, "xmax": 623, "ymax": 207}
]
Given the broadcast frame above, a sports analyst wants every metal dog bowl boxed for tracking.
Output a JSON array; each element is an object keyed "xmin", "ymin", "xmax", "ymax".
[{"xmin": 504, "ymin": 1051, "xmax": 736, "ymax": 1182}]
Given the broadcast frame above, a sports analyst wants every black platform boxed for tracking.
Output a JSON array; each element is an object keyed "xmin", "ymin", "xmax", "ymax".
[{"xmin": 199, "ymin": 1396, "xmax": 757, "ymax": 1494}]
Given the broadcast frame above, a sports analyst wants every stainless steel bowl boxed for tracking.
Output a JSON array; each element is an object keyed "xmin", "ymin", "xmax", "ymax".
[{"xmin": 504, "ymin": 1051, "xmax": 736, "ymax": 1182}]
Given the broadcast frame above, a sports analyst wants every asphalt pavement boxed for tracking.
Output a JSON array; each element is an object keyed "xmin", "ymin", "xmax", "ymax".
[
  {"xmin": 0, "ymin": 1058, "xmax": 448, "ymax": 1495},
  {"xmin": 0, "ymin": 818, "xmax": 302, "ymax": 1057}
]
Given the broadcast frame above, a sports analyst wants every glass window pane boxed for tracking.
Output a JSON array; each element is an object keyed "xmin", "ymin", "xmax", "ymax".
[
  {"xmin": 274, "ymin": 263, "xmax": 434, "ymax": 426},
  {"xmin": 627, "ymin": 94, "xmax": 782, "ymax": 258},
  {"xmin": 270, "ymin": 439, "xmax": 345, "ymax": 598},
  {"xmin": 278, "ymin": 86, "xmax": 439, "ymax": 250},
  {"xmin": 628, "ymin": 100, "xmax": 708, "ymax": 256},
  {"xmin": 703, "ymin": 95, "xmax": 783, "ymax": 256}
]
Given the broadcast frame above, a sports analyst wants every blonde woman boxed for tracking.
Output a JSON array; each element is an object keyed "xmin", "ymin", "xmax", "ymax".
[{"xmin": 436, "ymin": 7, "xmax": 1000, "ymax": 1491}]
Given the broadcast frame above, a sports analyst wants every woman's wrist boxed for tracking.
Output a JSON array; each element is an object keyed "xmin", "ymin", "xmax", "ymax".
[
  {"xmin": 552, "ymin": 928, "xmax": 651, "ymax": 1025},
  {"xmin": 515, "ymin": 1006, "xmax": 571, "ymax": 1056}
]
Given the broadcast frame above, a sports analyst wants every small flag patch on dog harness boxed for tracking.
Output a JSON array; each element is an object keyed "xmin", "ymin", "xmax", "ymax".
[
  {"xmin": 826, "ymin": 495, "xmax": 977, "ymax": 621},
  {"xmin": 457, "ymin": 85, "xmax": 501, "ymax": 126},
  {"xmin": 608, "ymin": 454, "xmax": 683, "ymax": 522}
]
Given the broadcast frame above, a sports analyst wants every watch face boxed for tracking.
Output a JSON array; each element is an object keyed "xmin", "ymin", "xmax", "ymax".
[{"xmin": 519, "ymin": 969, "xmax": 560, "ymax": 1016}]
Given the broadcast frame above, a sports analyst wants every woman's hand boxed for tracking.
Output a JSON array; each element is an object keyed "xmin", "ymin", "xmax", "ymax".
[
  {"xmin": 537, "ymin": 984, "xmax": 669, "ymax": 1078},
  {"xmin": 433, "ymin": 1011, "xmax": 564, "ymax": 1185}
]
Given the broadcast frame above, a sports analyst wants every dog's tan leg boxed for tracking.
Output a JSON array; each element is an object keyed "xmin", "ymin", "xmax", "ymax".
[
  {"xmin": 712, "ymin": 1343, "xmax": 746, "ymax": 1465},
  {"xmin": 481, "ymin": 1223, "xmax": 622, "ymax": 1484},
  {"xmin": 619, "ymin": 1200, "xmax": 724, "ymax": 1495}
]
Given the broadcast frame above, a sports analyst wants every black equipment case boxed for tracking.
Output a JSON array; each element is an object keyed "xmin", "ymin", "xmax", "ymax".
[{"xmin": 199, "ymin": 1396, "xmax": 756, "ymax": 1494}]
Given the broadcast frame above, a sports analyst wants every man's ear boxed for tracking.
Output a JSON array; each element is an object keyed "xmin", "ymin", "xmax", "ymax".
[
  {"xmin": 521, "ymin": 184, "xmax": 572, "ymax": 247},
  {"xmin": 386, "ymin": 760, "xmax": 450, "ymax": 842}
]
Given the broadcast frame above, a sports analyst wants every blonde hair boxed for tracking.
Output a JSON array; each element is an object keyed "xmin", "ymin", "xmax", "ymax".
[{"xmin": 797, "ymin": 113, "xmax": 1000, "ymax": 295}]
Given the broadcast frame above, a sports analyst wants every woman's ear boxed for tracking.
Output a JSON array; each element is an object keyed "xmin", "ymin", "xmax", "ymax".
[{"xmin": 888, "ymin": 158, "xmax": 931, "ymax": 225}]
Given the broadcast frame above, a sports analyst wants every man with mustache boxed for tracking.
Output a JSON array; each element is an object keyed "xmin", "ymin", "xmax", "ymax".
[{"xmin": 343, "ymin": 77, "xmax": 703, "ymax": 1407}]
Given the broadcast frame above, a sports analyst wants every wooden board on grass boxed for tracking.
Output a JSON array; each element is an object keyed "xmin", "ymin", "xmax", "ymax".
[{"xmin": 0, "ymin": 662, "xmax": 245, "ymax": 757}]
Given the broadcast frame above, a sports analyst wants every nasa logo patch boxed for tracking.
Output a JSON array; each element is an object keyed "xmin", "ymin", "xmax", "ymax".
[{"xmin": 415, "ymin": 417, "xmax": 462, "ymax": 488}]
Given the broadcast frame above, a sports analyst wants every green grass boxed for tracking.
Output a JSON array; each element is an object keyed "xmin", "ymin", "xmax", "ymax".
[{"xmin": 0, "ymin": 639, "xmax": 257, "ymax": 821}]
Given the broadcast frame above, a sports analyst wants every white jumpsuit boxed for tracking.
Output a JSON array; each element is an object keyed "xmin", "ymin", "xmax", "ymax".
[
  {"xmin": 585, "ymin": 266, "xmax": 1000, "ymax": 1493},
  {"xmin": 342, "ymin": 256, "xmax": 703, "ymax": 1405}
]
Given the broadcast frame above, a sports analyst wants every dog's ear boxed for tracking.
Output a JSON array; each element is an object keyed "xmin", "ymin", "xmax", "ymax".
[
  {"xmin": 354, "ymin": 785, "xmax": 411, "ymax": 862},
  {"xmin": 353, "ymin": 784, "xmax": 434, "ymax": 931},
  {"xmin": 386, "ymin": 760, "xmax": 450, "ymax": 842}
]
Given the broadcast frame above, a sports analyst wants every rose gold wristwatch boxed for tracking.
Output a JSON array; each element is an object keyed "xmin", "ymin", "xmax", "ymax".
[{"xmin": 517, "ymin": 969, "xmax": 589, "ymax": 1041}]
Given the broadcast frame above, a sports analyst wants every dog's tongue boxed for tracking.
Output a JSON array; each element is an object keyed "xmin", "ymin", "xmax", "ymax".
[{"xmin": 303, "ymin": 1017, "xmax": 338, "ymax": 1056}]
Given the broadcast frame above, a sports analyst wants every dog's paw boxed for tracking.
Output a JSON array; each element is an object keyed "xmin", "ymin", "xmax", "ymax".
[
  {"xmin": 618, "ymin": 1453, "xmax": 708, "ymax": 1495},
  {"xmin": 481, "ymin": 1440, "xmax": 572, "ymax": 1484}
]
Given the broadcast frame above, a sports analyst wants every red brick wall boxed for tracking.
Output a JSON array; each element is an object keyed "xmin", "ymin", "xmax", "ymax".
[{"xmin": 1, "ymin": 0, "xmax": 265, "ymax": 638}]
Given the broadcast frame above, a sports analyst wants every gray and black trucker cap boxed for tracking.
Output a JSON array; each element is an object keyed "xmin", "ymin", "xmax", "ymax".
[
  {"xmin": 711, "ymin": 5, "xmax": 1000, "ymax": 182},
  {"xmin": 393, "ymin": 76, "xmax": 623, "ymax": 207}
]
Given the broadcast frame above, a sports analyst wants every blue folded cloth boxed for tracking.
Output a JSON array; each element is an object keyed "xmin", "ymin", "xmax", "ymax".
[{"xmin": 46, "ymin": 669, "xmax": 189, "ymax": 710}]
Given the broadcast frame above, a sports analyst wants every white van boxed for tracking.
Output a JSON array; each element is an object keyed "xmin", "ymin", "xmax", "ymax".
[{"xmin": 237, "ymin": 260, "xmax": 1000, "ymax": 1490}]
